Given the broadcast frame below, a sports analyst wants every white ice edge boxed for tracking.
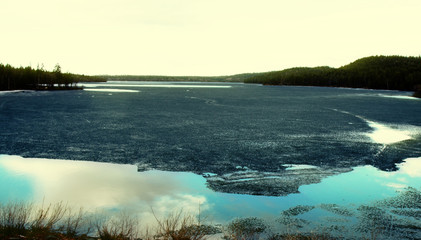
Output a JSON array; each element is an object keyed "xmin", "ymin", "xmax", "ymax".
[
  {"xmin": 283, "ymin": 164, "xmax": 319, "ymax": 171},
  {"xmin": 83, "ymin": 84, "xmax": 232, "ymax": 88},
  {"xmin": 108, "ymin": 81, "xmax": 244, "ymax": 85},
  {"xmin": 0, "ymin": 90, "xmax": 34, "ymax": 94},
  {"xmin": 84, "ymin": 89, "xmax": 139, "ymax": 93},
  {"xmin": 330, "ymin": 109, "xmax": 417, "ymax": 145},
  {"xmin": 378, "ymin": 94, "xmax": 419, "ymax": 100},
  {"xmin": 365, "ymin": 120, "xmax": 413, "ymax": 145}
]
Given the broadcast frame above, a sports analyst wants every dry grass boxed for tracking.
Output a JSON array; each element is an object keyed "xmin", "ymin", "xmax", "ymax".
[
  {"xmin": 222, "ymin": 217, "xmax": 266, "ymax": 240},
  {"xmin": 29, "ymin": 201, "xmax": 68, "ymax": 237},
  {"xmin": 0, "ymin": 201, "xmax": 394, "ymax": 240},
  {"xmin": 0, "ymin": 201, "xmax": 95, "ymax": 239},
  {"xmin": 0, "ymin": 201, "xmax": 216, "ymax": 240},
  {"xmin": 152, "ymin": 209, "xmax": 210, "ymax": 240},
  {"xmin": 60, "ymin": 207, "xmax": 92, "ymax": 239},
  {"xmin": 273, "ymin": 233, "xmax": 337, "ymax": 240},
  {"xmin": 95, "ymin": 212, "xmax": 140, "ymax": 240},
  {"xmin": 0, "ymin": 201, "xmax": 32, "ymax": 237}
]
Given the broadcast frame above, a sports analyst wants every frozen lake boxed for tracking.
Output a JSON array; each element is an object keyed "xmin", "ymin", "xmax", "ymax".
[{"xmin": 1, "ymin": 82, "xmax": 421, "ymax": 238}]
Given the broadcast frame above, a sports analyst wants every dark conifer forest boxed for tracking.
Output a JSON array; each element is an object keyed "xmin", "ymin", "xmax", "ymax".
[
  {"xmin": 244, "ymin": 56, "xmax": 421, "ymax": 95},
  {"xmin": 0, "ymin": 63, "xmax": 105, "ymax": 91},
  {"xmin": 2, "ymin": 56, "xmax": 421, "ymax": 97}
]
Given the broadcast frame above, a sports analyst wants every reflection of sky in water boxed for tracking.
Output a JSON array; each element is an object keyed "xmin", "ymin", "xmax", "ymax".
[
  {"xmin": 1, "ymin": 155, "xmax": 420, "ymax": 225},
  {"xmin": 0, "ymin": 160, "xmax": 33, "ymax": 201}
]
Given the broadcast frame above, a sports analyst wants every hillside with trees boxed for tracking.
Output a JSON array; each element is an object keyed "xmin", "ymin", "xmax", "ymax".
[
  {"xmin": 100, "ymin": 73, "xmax": 257, "ymax": 83},
  {"xmin": 244, "ymin": 56, "xmax": 421, "ymax": 95},
  {"xmin": 3, "ymin": 56, "xmax": 421, "ymax": 96},
  {"xmin": 0, "ymin": 63, "xmax": 105, "ymax": 91}
]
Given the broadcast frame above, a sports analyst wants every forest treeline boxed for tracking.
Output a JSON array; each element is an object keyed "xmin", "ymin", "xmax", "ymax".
[
  {"xmin": 104, "ymin": 56, "xmax": 421, "ymax": 96},
  {"xmin": 244, "ymin": 56, "xmax": 421, "ymax": 94},
  {"xmin": 101, "ymin": 73, "xmax": 257, "ymax": 82},
  {"xmin": 0, "ymin": 63, "xmax": 105, "ymax": 91},
  {"xmin": 2, "ymin": 56, "xmax": 421, "ymax": 96}
]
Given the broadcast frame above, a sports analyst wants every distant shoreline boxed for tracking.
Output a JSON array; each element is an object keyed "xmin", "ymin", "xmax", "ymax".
[
  {"xmin": 3, "ymin": 80, "xmax": 420, "ymax": 99},
  {"xmin": 2, "ymin": 55, "xmax": 421, "ymax": 97}
]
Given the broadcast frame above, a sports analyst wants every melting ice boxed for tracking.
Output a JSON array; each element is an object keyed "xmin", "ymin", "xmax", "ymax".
[{"xmin": 365, "ymin": 120, "xmax": 412, "ymax": 144}]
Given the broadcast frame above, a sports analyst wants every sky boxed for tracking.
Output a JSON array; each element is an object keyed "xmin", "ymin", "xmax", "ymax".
[{"xmin": 1, "ymin": 0, "xmax": 420, "ymax": 76}]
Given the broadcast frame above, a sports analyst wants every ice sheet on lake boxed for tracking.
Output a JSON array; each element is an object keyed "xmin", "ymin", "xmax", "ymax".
[
  {"xmin": 0, "ymin": 90, "xmax": 34, "ymax": 95},
  {"xmin": 330, "ymin": 108, "xmax": 416, "ymax": 145},
  {"xmin": 365, "ymin": 120, "xmax": 413, "ymax": 144},
  {"xmin": 205, "ymin": 166, "xmax": 353, "ymax": 196},
  {"xmin": 83, "ymin": 83, "xmax": 232, "ymax": 88},
  {"xmin": 84, "ymin": 88, "xmax": 140, "ymax": 93},
  {"xmin": 378, "ymin": 94, "xmax": 419, "ymax": 100},
  {"xmin": 283, "ymin": 164, "xmax": 318, "ymax": 170}
]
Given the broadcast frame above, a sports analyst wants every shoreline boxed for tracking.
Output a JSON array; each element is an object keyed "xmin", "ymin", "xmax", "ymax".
[{"xmin": 2, "ymin": 80, "xmax": 420, "ymax": 99}]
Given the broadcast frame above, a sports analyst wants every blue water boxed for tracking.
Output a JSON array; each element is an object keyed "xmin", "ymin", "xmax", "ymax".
[
  {"xmin": 1, "ymin": 155, "xmax": 420, "ymax": 226},
  {"xmin": 0, "ymin": 161, "xmax": 33, "ymax": 201}
]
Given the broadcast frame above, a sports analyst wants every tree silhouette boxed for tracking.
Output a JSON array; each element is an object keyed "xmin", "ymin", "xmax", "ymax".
[
  {"xmin": 0, "ymin": 63, "xmax": 105, "ymax": 91},
  {"xmin": 245, "ymin": 56, "xmax": 421, "ymax": 93}
]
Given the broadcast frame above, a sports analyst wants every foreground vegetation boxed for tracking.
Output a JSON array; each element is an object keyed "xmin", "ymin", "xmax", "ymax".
[
  {"xmin": 0, "ymin": 201, "xmax": 208, "ymax": 240},
  {"xmin": 0, "ymin": 201, "xmax": 341, "ymax": 240},
  {"xmin": 0, "ymin": 63, "xmax": 105, "ymax": 91},
  {"xmin": 244, "ymin": 56, "xmax": 421, "ymax": 97},
  {"xmin": 1, "ymin": 187, "xmax": 420, "ymax": 239}
]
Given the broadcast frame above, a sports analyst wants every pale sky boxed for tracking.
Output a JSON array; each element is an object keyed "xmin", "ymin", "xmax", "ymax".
[{"xmin": 1, "ymin": 0, "xmax": 420, "ymax": 76}]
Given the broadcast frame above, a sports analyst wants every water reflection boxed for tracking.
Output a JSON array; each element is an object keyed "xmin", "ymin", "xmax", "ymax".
[
  {"xmin": 1, "ymin": 155, "xmax": 420, "ymax": 226},
  {"xmin": 0, "ymin": 155, "xmax": 209, "ymax": 225},
  {"xmin": 395, "ymin": 157, "xmax": 421, "ymax": 177}
]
